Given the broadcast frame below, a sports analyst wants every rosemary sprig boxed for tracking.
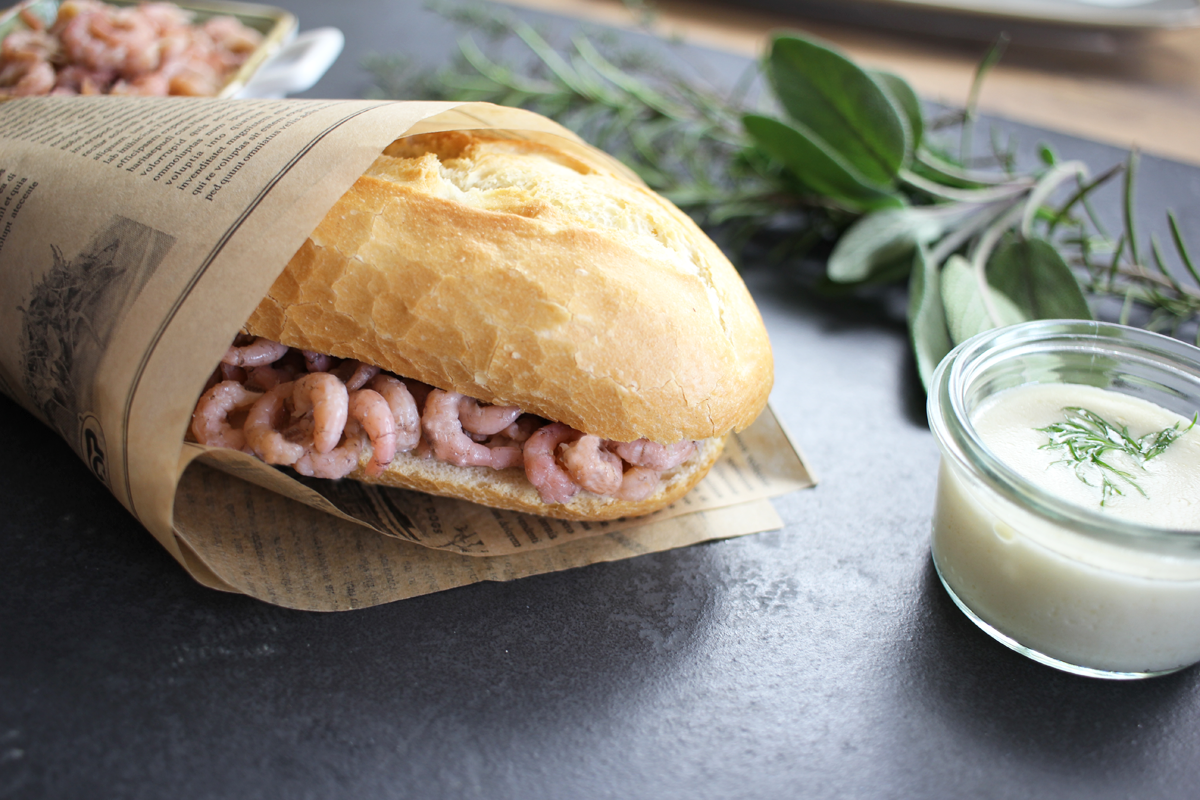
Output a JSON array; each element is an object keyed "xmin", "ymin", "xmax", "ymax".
[
  {"xmin": 1037, "ymin": 407, "xmax": 1194, "ymax": 505},
  {"xmin": 363, "ymin": 3, "xmax": 775, "ymax": 223}
]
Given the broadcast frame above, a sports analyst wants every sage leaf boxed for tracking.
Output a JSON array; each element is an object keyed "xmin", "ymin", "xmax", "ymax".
[
  {"xmin": 743, "ymin": 113, "xmax": 904, "ymax": 212},
  {"xmin": 940, "ymin": 254, "xmax": 1026, "ymax": 344},
  {"xmin": 766, "ymin": 34, "xmax": 909, "ymax": 186},
  {"xmin": 828, "ymin": 204, "xmax": 979, "ymax": 283},
  {"xmin": 871, "ymin": 70, "xmax": 923, "ymax": 157},
  {"xmin": 987, "ymin": 238, "xmax": 1092, "ymax": 320},
  {"xmin": 907, "ymin": 246, "xmax": 953, "ymax": 389}
]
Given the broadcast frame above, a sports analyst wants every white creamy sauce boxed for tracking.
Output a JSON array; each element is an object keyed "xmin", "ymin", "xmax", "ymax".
[
  {"xmin": 974, "ymin": 383, "xmax": 1200, "ymax": 529},
  {"xmin": 932, "ymin": 382, "xmax": 1200, "ymax": 675}
]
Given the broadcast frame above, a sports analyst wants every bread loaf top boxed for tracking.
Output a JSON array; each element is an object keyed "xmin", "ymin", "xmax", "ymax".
[{"xmin": 246, "ymin": 130, "xmax": 773, "ymax": 444}]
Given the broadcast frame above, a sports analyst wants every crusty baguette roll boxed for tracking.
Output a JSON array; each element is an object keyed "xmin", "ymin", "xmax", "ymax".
[
  {"xmin": 240, "ymin": 129, "xmax": 773, "ymax": 519},
  {"xmin": 246, "ymin": 130, "xmax": 773, "ymax": 444}
]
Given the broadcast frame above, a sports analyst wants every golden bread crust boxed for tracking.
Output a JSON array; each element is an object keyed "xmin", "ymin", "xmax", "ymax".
[{"xmin": 246, "ymin": 130, "xmax": 773, "ymax": 444}]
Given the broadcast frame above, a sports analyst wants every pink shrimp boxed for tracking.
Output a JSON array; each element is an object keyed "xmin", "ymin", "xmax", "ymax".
[
  {"xmin": 368, "ymin": 375, "xmax": 421, "ymax": 452},
  {"xmin": 203, "ymin": 15, "xmax": 261, "ymax": 57},
  {"xmin": 1, "ymin": 28, "xmax": 56, "ymax": 62},
  {"xmin": 349, "ymin": 389, "xmax": 397, "ymax": 477},
  {"xmin": 560, "ymin": 435, "xmax": 624, "ymax": 495},
  {"xmin": 223, "ymin": 337, "xmax": 289, "ymax": 368},
  {"xmin": 49, "ymin": 63, "xmax": 110, "ymax": 94},
  {"xmin": 243, "ymin": 382, "xmax": 304, "ymax": 465},
  {"xmin": 107, "ymin": 12, "xmax": 160, "ymax": 75},
  {"xmin": 489, "ymin": 445, "xmax": 524, "ymax": 470},
  {"xmin": 334, "ymin": 360, "xmax": 381, "ymax": 391},
  {"xmin": 458, "ymin": 397, "xmax": 522, "ymax": 436},
  {"xmin": 291, "ymin": 372, "xmax": 349, "ymax": 455},
  {"xmin": 201, "ymin": 361, "xmax": 246, "ymax": 394},
  {"xmin": 479, "ymin": 417, "xmax": 540, "ymax": 469},
  {"xmin": 138, "ymin": 2, "xmax": 193, "ymax": 31},
  {"xmin": 244, "ymin": 363, "xmax": 297, "ymax": 392},
  {"xmin": 615, "ymin": 467, "xmax": 661, "ymax": 502},
  {"xmin": 0, "ymin": 58, "xmax": 55, "ymax": 95},
  {"xmin": 218, "ymin": 362, "xmax": 246, "ymax": 382},
  {"xmin": 422, "ymin": 389, "xmax": 518, "ymax": 470},
  {"xmin": 294, "ymin": 421, "xmax": 365, "ymax": 480},
  {"xmin": 498, "ymin": 415, "xmax": 544, "ymax": 444},
  {"xmin": 302, "ymin": 350, "xmax": 334, "ymax": 373},
  {"xmin": 58, "ymin": 6, "xmax": 156, "ymax": 74},
  {"xmin": 611, "ymin": 439, "xmax": 697, "ymax": 471},
  {"xmin": 190, "ymin": 380, "xmax": 261, "ymax": 451},
  {"xmin": 523, "ymin": 422, "xmax": 582, "ymax": 504},
  {"xmin": 167, "ymin": 65, "xmax": 219, "ymax": 97},
  {"xmin": 109, "ymin": 71, "xmax": 168, "ymax": 95},
  {"xmin": 153, "ymin": 28, "xmax": 190, "ymax": 68},
  {"xmin": 404, "ymin": 380, "xmax": 434, "ymax": 414}
]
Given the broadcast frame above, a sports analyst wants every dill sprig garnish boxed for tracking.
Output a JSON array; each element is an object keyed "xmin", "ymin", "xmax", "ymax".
[{"xmin": 1037, "ymin": 406, "xmax": 1194, "ymax": 505}]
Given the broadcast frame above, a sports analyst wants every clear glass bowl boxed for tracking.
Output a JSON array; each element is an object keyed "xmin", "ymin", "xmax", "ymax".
[{"xmin": 927, "ymin": 320, "xmax": 1200, "ymax": 679}]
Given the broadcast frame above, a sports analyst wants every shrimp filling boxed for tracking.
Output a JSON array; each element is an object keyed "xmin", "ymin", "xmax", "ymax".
[{"xmin": 190, "ymin": 337, "xmax": 699, "ymax": 503}]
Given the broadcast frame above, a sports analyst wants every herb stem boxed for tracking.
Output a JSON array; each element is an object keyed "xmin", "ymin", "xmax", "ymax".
[
  {"xmin": 928, "ymin": 200, "xmax": 1018, "ymax": 264},
  {"xmin": 899, "ymin": 169, "xmax": 1033, "ymax": 204},
  {"xmin": 966, "ymin": 201, "xmax": 1026, "ymax": 325},
  {"xmin": 1123, "ymin": 149, "xmax": 1142, "ymax": 266},
  {"xmin": 916, "ymin": 149, "xmax": 1017, "ymax": 186},
  {"xmin": 961, "ymin": 33, "xmax": 1010, "ymax": 165},
  {"xmin": 1046, "ymin": 163, "xmax": 1122, "ymax": 236},
  {"xmin": 1101, "ymin": 263, "xmax": 1200, "ymax": 303},
  {"xmin": 1169, "ymin": 211, "xmax": 1200, "ymax": 286},
  {"xmin": 1020, "ymin": 161, "xmax": 1088, "ymax": 239}
]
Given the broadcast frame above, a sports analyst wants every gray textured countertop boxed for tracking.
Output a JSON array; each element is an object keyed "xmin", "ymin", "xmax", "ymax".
[{"xmin": 3, "ymin": 2, "xmax": 1200, "ymax": 798}]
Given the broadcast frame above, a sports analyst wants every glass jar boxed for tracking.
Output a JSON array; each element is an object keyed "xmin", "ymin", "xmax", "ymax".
[{"xmin": 928, "ymin": 320, "xmax": 1200, "ymax": 679}]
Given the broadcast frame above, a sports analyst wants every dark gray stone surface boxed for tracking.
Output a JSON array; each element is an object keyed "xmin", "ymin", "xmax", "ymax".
[{"xmin": 3, "ymin": 2, "xmax": 1200, "ymax": 798}]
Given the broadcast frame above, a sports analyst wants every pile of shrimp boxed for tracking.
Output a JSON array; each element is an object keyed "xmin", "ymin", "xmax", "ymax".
[
  {"xmin": 191, "ymin": 336, "xmax": 699, "ymax": 504},
  {"xmin": 0, "ymin": 0, "xmax": 262, "ymax": 97}
]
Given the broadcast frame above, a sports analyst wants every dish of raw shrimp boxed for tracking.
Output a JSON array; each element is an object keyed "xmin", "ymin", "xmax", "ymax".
[{"xmin": 0, "ymin": 0, "xmax": 290, "ymax": 97}]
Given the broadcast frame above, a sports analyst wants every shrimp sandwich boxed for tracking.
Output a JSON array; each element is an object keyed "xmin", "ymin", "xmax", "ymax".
[{"xmin": 191, "ymin": 130, "xmax": 774, "ymax": 521}]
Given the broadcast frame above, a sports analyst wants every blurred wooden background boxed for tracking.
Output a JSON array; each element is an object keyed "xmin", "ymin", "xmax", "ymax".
[{"xmin": 509, "ymin": 0, "xmax": 1200, "ymax": 166}]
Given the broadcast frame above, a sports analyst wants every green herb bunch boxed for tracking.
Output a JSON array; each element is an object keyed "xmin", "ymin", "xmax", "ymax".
[{"xmin": 366, "ymin": 4, "xmax": 1199, "ymax": 388}]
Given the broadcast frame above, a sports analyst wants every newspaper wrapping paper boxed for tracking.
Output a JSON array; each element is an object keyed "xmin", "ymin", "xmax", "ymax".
[{"xmin": 0, "ymin": 97, "xmax": 815, "ymax": 610}]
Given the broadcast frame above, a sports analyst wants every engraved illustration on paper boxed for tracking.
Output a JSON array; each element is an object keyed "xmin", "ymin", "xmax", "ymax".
[{"xmin": 17, "ymin": 216, "xmax": 174, "ymax": 482}]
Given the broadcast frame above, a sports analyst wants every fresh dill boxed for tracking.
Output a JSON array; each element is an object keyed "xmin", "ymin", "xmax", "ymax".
[{"xmin": 1037, "ymin": 406, "xmax": 1194, "ymax": 505}]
